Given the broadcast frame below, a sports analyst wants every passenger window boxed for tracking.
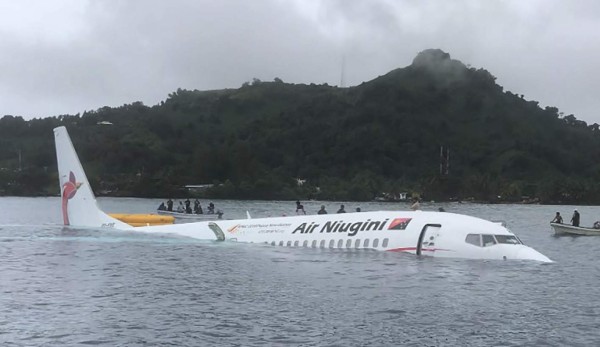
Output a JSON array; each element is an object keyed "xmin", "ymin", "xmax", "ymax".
[
  {"xmin": 286, "ymin": 241, "xmax": 292, "ymax": 247},
  {"xmin": 363, "ymin": 239, "xmax": 370, "ymax": 248},
  {"xmin": 382, "ymin": 238, "xmax": 389, "ymax": 248},
  {"xmin": 346, "ymin": 239, "xmax": 352, "ymax": 248},
  {"xmin": 271, "ymin": 241, "xmax": 276, "ymax": 246},
  {"xmin": 279, "ymin": 241, "xmax": 284, "ymax": 246},
  {"xmin": 329, "ymin": 240, "xmax": 335, "ymax": 248},
  {"xmin": 482, "ymin": 234, "xmax": 496, "ymax": 247},
  {"xmin": 355, "ymin": 239, "xmax": 361, "ymax": 248},
  {"xmin": 337, "ymin": 239, "xmax": 344, "ymax": 248},
  {"xmin": 293, "ymin": 241, "xmax": 299, "ymax": 247},
  {"xmin": 311, "ymin": 240, "xmax": 317, "ymax": 248},
  {"xmin": 320, "ymin": 240, "xmax": 325, "ymax": 248},
  {"xmin": 465, "ymin": 234, "xmax": 481, "ymax": 247},
  {"xmin": 373, "ymin": 238, "xmax": 379, "ymax": 248}
]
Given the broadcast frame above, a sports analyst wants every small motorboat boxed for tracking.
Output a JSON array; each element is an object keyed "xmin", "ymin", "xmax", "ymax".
[
  {"xmin": 550, "ymin": 222, "xmax": 600, "ymax": 236},
  {"xmin": 156, "ymin": 209, "xmax": 224, "ymax": 220}
]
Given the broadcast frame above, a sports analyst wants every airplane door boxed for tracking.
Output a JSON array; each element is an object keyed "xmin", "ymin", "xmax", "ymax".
[
  {"xmin": 208, "ymin": 222, "xmax": 225, "ymax": 241},
  {"xmin": 417, "ymin": 224, "xmax": 441, "ymax": 255}
]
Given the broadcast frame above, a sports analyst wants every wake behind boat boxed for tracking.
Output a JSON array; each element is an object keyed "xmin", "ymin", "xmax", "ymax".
[
  {"xmin": 157, "ymin": 209, "xmax": 223, "ymax": 220},
  {"xmin": 550, "ymin": 223, "xmax": 600, "ymax": 236}
]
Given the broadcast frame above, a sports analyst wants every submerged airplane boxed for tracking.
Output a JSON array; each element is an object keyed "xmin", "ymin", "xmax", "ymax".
[{"xmin": 54, "ymin": 126, "xmax": 552, "ymax": 262}]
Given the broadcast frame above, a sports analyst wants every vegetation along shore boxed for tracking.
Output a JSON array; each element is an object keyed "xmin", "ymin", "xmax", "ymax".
[{"xmin": 1, "ymin": 49, "xmax": 599, "ymax": 204}]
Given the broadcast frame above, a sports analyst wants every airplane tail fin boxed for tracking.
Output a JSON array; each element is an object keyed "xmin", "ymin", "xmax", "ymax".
[{"xmin": 54, "ymin": 126, "xmax": 132, "ymax": 229}]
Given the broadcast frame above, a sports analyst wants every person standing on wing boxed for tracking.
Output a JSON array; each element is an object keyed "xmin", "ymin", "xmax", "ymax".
[{"xmin": 296, "ymin": 200, "xmax": 306, "ymax": 215}]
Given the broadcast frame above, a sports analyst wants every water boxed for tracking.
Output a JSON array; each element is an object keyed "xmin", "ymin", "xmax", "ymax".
[{"xmin": 1, "ymin": 197, "xmax": 600, "ymax": 346}]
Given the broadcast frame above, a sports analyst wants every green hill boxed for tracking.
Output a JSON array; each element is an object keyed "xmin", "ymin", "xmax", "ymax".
[{"xmin": 1, "ymin": 49, "xmax": 599, "ymax": 203}]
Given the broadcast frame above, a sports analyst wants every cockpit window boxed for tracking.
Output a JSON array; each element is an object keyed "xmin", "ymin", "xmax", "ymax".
[
  {"xmin": 482, "ymin": 234, "xmax": 496, "ymax": 247},
  {"xmin": 466, "ymin": 234, "xmax": 523, "ymax": 247},
  {"xmin": 494, "ymin": 235, "xmax": 521, "ymax": 245},
  {"xmin": 465, "ymin": 234, "xmax": 481, "ymax": 247}
]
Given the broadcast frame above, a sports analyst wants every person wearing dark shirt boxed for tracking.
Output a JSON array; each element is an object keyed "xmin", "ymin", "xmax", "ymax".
[
  {"xmin": 158, "ymin": 202, "xmax": 166, "ymax": 211},
  {"xmin": 167, "ymin": 199, "xmax": 173, "ymax": 212},
  {"xmin": 317, "ymin": 205, "xmax": 327, "ymax": 214},
  {"xmin": 337, "ymin": 204, "xmax": 346, "ymax": 213},
  {"xmin": 571, "ymin": 209, "xmax": 580, "ymax": 227},
  {"xmin": 296, "ymin": 200, "xmax": 306, "ymax": 215}
]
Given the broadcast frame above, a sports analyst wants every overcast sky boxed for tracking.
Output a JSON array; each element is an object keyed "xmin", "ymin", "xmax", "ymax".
[{"xmin": 1, "ymin": 0, "xmax": 599, "ymax": 123}]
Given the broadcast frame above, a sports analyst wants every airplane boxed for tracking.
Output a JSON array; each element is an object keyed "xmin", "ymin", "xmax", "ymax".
[{"xmin": 54, "ymin": 126, "xmax": 552, "ymax": 262}]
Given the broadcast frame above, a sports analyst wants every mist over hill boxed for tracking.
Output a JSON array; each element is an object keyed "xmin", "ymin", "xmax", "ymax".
[{"xmin": 1, "ymin": 49, "xmax": 599, "ymax": 203}]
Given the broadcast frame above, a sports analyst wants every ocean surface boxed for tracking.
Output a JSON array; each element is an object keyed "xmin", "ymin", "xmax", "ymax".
[{"xmin": 1, "ymin": 197, "xmax": 600, "ymax": 346}]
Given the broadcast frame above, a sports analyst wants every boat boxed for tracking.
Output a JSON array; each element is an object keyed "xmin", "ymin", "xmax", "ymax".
[
  {"xmin": 550, "ymin": 223, "xmax": 600, "ymax": 236},
  {"xmin": 156, "ymin": 209, "xmax": 224, "ymax": 220},
  {"xmin": 53, "ymin": 126, "xmax": 552, "ymax": 262}
]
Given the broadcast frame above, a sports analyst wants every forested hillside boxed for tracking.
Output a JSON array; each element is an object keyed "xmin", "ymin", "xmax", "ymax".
[{"xmin": 1, "ymin": 49, "xmax": 599, "ymax": 203}]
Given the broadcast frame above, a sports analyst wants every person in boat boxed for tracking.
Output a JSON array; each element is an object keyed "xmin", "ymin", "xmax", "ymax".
[
  {"xmin": 296, "ymin": 200, "xmax": 306, "ymax": 215},
  {"xmin": 167, "ymin": 199, "xmax": 173, "ymax": 212},
  {"xmin": 184, "ymin": 199, "xmax": 191, "ymax": 214},
  {"xmin": 571, "ymin": 209, "xmax": 580, "ymax": 227},
  {"xmin": 177, "ymin": 201, "xmax": 185, "ymax": 213},
  {"xmin": 208, "ymin": 202, "xmax": 215, "ymax": 214},
  {"xmin": 551, "ymin": 212, "xmax": 563, "ymax": 224},
  {"xmin": 356, "ymin": 207, "xmax": 361, "ymax": 212},
  {"xmin": 158, "ymin": 202, "xmax": 166, "ymax": 211},
  {"xmin": 317, "ymin": 205, "xmax": 327, "ymax": 214},
  {"xmin": 193, "ymin": 199, "xmax": 200, "ymax": 214},
  {"xmin": 337, "ymin": 204, "xmax": 346, "ymax": 213}
]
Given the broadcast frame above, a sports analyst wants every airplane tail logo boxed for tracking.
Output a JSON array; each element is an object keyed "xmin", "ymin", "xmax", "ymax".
[{"xmin": 61, "ymin": 171, "xmax": 82, "ymax": 225}]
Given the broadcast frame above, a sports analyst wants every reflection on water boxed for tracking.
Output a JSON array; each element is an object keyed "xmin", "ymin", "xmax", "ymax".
[{"xmin": 1, "ymin": 197, "xmax": 600, "ymax": 345}]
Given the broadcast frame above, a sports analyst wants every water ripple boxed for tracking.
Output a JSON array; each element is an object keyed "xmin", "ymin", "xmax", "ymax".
[{"xmin": 1, "ymin": 198, "xmax": 599, "ymax": 345}]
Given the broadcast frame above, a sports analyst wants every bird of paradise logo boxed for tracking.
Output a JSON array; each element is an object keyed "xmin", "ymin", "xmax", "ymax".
[{"xmin": 61, "ymin": 171, "xmax": 82, "ymax": 225}]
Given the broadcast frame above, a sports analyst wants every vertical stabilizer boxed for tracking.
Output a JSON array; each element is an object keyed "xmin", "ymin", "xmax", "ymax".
[{"xmin": 54, "ymin": 126, "xmax": 132, "ymax": 229}]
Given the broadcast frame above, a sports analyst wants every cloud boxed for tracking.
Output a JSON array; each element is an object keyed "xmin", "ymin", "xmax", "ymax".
[{"xmin": 1, "ymin": 0, "xmax": 599, "ymax": 124}]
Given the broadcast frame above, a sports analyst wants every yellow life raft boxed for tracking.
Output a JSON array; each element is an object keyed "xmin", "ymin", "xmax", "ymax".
[{"xmin": 108, "ymin": 213, "xmax": 175, "ymax": 227}]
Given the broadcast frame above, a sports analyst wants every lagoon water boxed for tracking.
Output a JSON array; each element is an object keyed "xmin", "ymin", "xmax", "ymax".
[{"xmin": 1, "ymin": 197, "xmax": 600, "ymax": 346}]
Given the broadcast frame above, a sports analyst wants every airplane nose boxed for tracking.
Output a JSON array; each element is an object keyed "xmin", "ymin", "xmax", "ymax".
[{"xmin": 516, "ymin": 246, "xmax": 553, "ymax": 263}]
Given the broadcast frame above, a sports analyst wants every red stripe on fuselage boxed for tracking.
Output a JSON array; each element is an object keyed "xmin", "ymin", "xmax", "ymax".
[
  {"xmin": 387, "ymin": 247, "xmax": 417, "ymax": 252},
  {"xmin": 387, "ymin": 247, "xmax": 451, "ymax": 253}
]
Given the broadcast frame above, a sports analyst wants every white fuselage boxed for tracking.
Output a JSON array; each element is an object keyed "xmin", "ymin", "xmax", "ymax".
[{"xmin": 134, "ymin": 210, "xmax": 551, "ymax": 262}]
